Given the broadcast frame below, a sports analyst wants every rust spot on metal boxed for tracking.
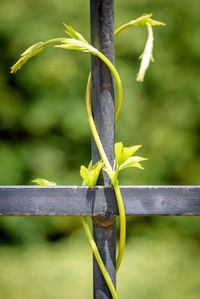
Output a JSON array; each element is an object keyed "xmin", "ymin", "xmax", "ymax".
[
  {"xmin": 103, "ymin": 82, "xmax": 112, "ymax": 88},
  {"xmin": 13, "ymin": 214, "xmax": 32, "ymax": 216},
  {"xmin": 92, "ymin": 215, "xmax": 116, "ymax": 227},
  {"xmin": 181, "ymin": 212, "xmax": 197, "ymax": 216}
]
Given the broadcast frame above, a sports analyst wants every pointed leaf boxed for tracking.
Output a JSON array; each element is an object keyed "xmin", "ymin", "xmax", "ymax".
[
  {"xmin": 31, "ymin": 178, "xmax": 56, "ymax": 186},
  {"xmin": 63, "ymin": 23, "xmax": 88, "ymax": 43},
  {"xmin": 119, "ymin": 156, "xmax": 147, "ymax": 171},
  {"xmin": 21, "ymin": 42, "xmax": 44, "ymax": 56},
  {"xmin": 114, "ymin": 142, "xmax": 124, "ymax": 166},
  {"xmin": 136, "ymin": 23, "xmax": 154, "ymax": 82},
  {"xmin": 90, "ymin": 161, "xmax": 103, "ymax": 185},
  {"xmin": 129, "ymin": 14, "xmax": 165, "ymax": 27},
  {"xmin": 10, "ymin": 56, "xmax": 30, "ymax": 73},
  {"xmin": 122, "ymin": 145, "xmax": 142, "ymax": 163},
  {"xmin": 130, "ymin": 14, "xmax": 153, "ymax": 26},
  {"xmin": 80, "ymin": 165, "xmax": 92, "ymax": 186},
  {"xmin": 55, "ymin": 39, "xmax": 98, "ymax": 55},
  {"xmin": 147, "ymin": 18, "xmax": 165, "ymax": 26},
  {"xmin": 10, "ymin": 42, "xmax": 44, "ymax": 73},
  {"xmin": 115, "ymin": 142, "xmax": 142, "ymax": 167},
  {"xmin": 88, "ymin": 160, "xmax": 93, "ymax": 171},
  {"xmin": 80, "ymin": 161, "xmax": 103, "ymax": 186}
]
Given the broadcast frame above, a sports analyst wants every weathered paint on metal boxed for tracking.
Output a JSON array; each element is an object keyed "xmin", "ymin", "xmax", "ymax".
[
  {"xmin": 90, "ymin": 0, "xmax": 116, "ymax": 298},
  {"xmin": 0, "ymin": 186, "xmax": 200, "ymax": 216}
]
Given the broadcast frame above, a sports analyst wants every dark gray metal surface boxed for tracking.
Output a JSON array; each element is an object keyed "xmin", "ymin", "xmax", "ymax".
[
  {"xmin": 90, "ymin": 0, "xmax": 116, "ymax": 298},
  {"xmin": 90, "ymin": 0, "xmax": 115, "ymax": 175},
  {"xmin": 0, "ymin": 186, "xmax": 200, "ymax": 216}
]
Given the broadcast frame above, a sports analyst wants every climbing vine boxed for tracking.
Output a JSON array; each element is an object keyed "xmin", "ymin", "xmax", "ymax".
[{"xmin": 11, "ymin": 13, "xmax": 164, "ymax": 298}]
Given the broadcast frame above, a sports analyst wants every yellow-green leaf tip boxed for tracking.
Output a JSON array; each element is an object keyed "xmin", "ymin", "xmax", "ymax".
[
  {"xmin": 55, "ymin": 39, "xmax": 98, "ymax": 55},
  {"xmin": 115, "ymin": 142, "xmax": 147, "ymax": 172},
  {"xmin": 136, "ymin": 23, "xmax": 154, "ymax": 82},
  {"xmin": 31, "ymin": 178, "xmax": 56, "ymax": 186},
  {"xmin": 10, "ymin": 42, "xmax": 44, "ymax": 74},
  {"xmin": 119, "ymin": 156, "xmax": 148, "ymax": 171},
  {"xmin": 80, "ymin": 161, "xmax": 103, "ymax": 186},
  {"xmin": 130, "ymin": 14, "xmax": 165, "ymax": 27},
  {"xmin": 63, "ymin": 23, "xmax": 88, "ymax": 44},
  {"xmin": 115, "ymin": 142, "xmax": 142, "ymax": 167}
]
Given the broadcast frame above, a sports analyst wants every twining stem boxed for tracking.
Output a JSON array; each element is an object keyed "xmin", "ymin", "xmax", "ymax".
[
  {"xmin": 45, "ymin": 27, "xmax": 127, "ymax": 284},
  {"xmin": 85, "ymin": 22, "xmax": 145, "ymax": 270},
  {"xmin": 94, "ymin": 51, "xmax": 123, "ymax": 121},
  {"xmin": 38, "ymin": 36, "xmax": 126, "ymax": 274},
  {"xmin": 22, "ymin": 28, "xmax": 127, "ymax": 294},
  {"xmin": 114, "ymin": 23, "xmax": 132, "ymax": 36},
  {"xmin": 86, "ymin": 75, "xmax": 126, "ymax": 272},
  {"xmin": 44, "ymin": 38, "xmax": 123, "ymax": 122},
  {"xmin": 81, "ymin": 216, "xmax": 118, "ymax": 299},
  {"xmin": 112, "ymin": 181, "xmax": 126, "ymax": 271},
  {"xmin": 87, "ymin": 22, "xmax": 135, "ymax": 122},
  {"xmin": 86, "ymin": 74, "xmax": 113, "ymax": 176},
  {"xmin": 114, "ymin": 20, "xmax": 146, "ymax": 37}
]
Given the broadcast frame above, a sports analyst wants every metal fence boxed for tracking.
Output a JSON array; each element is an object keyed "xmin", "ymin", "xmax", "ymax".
[{"xmin": 0, "ymin": 1, "xmax": 200, "ymax": 298}]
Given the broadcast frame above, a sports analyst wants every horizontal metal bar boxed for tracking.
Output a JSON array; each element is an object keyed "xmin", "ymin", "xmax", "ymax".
[{"xmin": 0, "ymin": 186, "xmax": 200, "ymax": 216}]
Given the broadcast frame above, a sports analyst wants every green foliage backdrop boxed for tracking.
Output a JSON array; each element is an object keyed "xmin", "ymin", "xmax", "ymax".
[
  {"xmin": 1, "ymin": 0, "xmax": 200, "ymax": 186},
  {"xmin": 0, "ymin": 0, "xmax": 200, "ymax": 298}
]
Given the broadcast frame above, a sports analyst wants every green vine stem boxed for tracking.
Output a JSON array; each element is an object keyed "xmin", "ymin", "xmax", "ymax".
[
  {"xmin": 93, "ymin": 52, "xmax": 123, "ymax": 122},
  {"xmin": 40, "ymin": 38, "xmax": 123, "ymax": 122},
  {"xmin": 86, "ymin": 74, "xmax": 126, "ymax": 272},
  {"xmin": 84, "ymin": 17, "xmax": 162, "ymax": 271},
  {"xmin": 86, "ymin": 14, "xmax": 165, "ymax": 119},
  {"xmin": 86, "ymin": 23, "xmax": 132, "ymax": 122},
  {"xmin": 44, "ymin": 38, "xmax": 122, "ymax": 125},
  {"xmin": 112, "ymin": 182, "xmax": 126, "ymax": 271},
  {"xmin": 86, "ymin": 74, "xmax": 113, "ymax": 176},
  {"xmin": 11, "ymin": 31, "xmax": 126, "ymax": 277},
  {"xmin": 114, "ymin": 23, "xmax": 132, "ymax": 36},
  {"xmin": 32, "ymin": 179, "xmax": 118, "ymax": 297},
  {"xmin": 81, "ymin": 216, "xmax": 118, "ymax": 299},
  {"xmin": 11, "ymin": 17, "xmax": 164, "ymax": 298}
]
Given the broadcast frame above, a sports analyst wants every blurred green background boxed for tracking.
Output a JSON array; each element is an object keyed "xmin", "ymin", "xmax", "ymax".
[{"xmin": 0, "ymin": 0, "xmax": 200, "ymax": 298}]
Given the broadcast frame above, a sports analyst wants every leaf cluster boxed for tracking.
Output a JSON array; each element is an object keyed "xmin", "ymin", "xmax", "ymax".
[
  {"xmin": 115, "ymin": 142, "xmax": 147, "ymax": 171},
  {"xmin": 10, "ymin": 42, "xmax": 44, "ymax": 73},
  {"xmin": 80, "ymin": 161, "xmax": 103, "ymax": 186},
  {"xmin": 80, "ymin": 142, "xmax": 147, "ymax": 187}
]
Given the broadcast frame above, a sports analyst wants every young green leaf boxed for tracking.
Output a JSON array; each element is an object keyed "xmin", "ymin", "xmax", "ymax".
[
  {"xmin": 21, "ymin": 42, "xmax": 44, "ymax": 56},
  {"xmin": 147, "ymin": 18, "xmax": 165, "ymax": 26},
  {"xmin": 135, "ymin": 15, "xmax": 165, "ymax": 82},
  {"xmin": 129, "ymin": 13, "xmax": 153, "ymax": 26},
  {"xmin": 80, "ymin": 166, "xmax": 91, "ymax": 186},
  {"xmin": 31, "ymin": 178, "xmax": 56, "ymax": 186},
  {"xmin": 129, "ymin": 14, "xmax": 165, "ymax": 27},
  {"xmin": 114, "ymin": 142, "xmax": 124, "ymax": 166},
  {"xmin": 136, "ymin": 23, "xmax": 154, "ymax": 82},
  {"xmin": 10, "ymin": 42, "xmax": 44, "ymax": 73},
  {"xmin": 90, "ymin": 161, "xmax": 103, "ymax": 183},
  {"xmin": 63, "ymin": 23, "xmax": 88, "ymax": 44},
  {"xmin": 55, "ymin": 38, "xmax": 98, "ymax": 55},
  {"xmin": 87, "ymin": 160, "xmax": 93, "ymax": 171},
  {"xmin": 115, "ymin": 14, "xmax": 165, "ymax": 82},
  {"xmin": 80, "ymin": 161, "xmax": 103, "ymax": 186},
  {"xmin": 122, "ymin": 145, "xmax": 142, "ymax": 163},
  {"xmin": 119, "ymin": 156, "xmax": 147, "ymax": 171},
  {"xmin": 115, "ymin": 142, "xmax": 142, "ymax": 167}
]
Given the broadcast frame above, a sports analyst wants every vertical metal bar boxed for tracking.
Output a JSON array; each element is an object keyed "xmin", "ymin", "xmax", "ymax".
[{"xmin": 90, "ymin": 0, "xmax": 116, "ymax": 298}]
